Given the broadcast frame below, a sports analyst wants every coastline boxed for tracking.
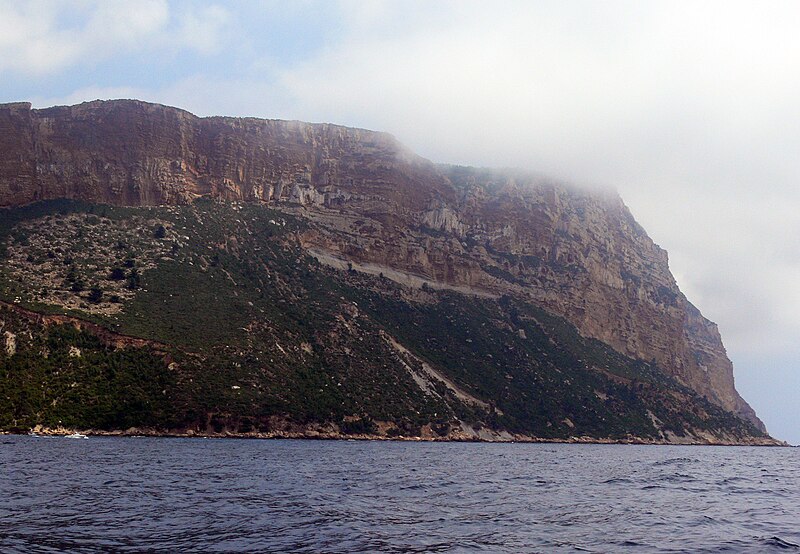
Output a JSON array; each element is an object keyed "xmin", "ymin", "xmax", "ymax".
[{"xmin": 4, "ymin": 425, "xmax": 787, "ymax": 447}]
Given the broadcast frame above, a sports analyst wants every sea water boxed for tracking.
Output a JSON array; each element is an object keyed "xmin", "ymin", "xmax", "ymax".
[{"xmin": 1, "ymin": 436, "xmax": 798, "ymax": 553}]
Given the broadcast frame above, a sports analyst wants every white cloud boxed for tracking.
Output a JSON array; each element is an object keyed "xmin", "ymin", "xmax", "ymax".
[
  {"xmin": 0, "ymin": 0, "xmax": 230, "ymax": 76},
  {"xmin": 170, "ymin": 4, "xmax": 231, "ymax": 55},
  {"xmin": 0, "ymin": 1, "xmax": 85, "ymax": 75},
  {"xmin": 82, "ymin": 1, "xmax": 170, "ymax": 46}
]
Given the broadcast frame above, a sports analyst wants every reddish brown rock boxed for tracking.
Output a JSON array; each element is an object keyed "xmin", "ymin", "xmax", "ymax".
[{"xmin": 0, "ymin": 100, "xmax": 451, "ymax": 209}]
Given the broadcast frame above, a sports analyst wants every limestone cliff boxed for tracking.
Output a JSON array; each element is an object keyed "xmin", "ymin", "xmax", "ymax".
[{"xmin": 0, "ymin": 99, "xmax": 764, "ymax": 431}]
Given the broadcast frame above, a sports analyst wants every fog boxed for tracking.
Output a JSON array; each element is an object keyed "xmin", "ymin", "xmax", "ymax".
[{"xmin": 2, "ymin": 0, "xmax": 799, "ymax": 442}]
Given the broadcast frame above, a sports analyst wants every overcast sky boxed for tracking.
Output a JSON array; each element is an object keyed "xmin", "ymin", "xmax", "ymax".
[{"xmin": 2, "ymin": 0, "xmax": 798, "ymax": 443}]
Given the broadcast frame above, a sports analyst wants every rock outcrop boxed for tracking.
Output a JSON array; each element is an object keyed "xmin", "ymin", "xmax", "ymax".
[{"xmin": 0, "ymin": 99, "xmax": 764, "ymax": 431}]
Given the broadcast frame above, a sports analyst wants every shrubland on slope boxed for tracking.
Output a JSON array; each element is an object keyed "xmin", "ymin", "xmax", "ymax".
[{"xmin": 0, "ymin": 100, "xmax": 771, "ymax": 443}]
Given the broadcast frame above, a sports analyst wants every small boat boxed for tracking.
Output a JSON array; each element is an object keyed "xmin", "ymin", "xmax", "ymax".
[{"xmin": 65, "ymin": 433, "xmax": 88, "ymax": 439}]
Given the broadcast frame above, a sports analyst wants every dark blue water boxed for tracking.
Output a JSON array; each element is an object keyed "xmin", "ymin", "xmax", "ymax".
[{"xmin": 1, "ymin": 437, "xmax": 798, "ymax": 553}]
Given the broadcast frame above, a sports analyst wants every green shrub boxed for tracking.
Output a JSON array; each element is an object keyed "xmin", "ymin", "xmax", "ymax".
[
  {"xmin": 340, "ymin": 417, "xmax": 377, "ymax": 435},
  {"xmin": 126, "ymin": 269, "xmax": 140, "ymax": 290},
  {"xmin": 88, "ymin": 286, "xmax": 103, "ymax": 304}
]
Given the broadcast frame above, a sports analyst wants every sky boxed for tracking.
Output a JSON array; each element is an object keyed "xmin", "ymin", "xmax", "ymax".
[{"xmin": 1, "ymin": 0, "xmax": 798, "ymax": 443}]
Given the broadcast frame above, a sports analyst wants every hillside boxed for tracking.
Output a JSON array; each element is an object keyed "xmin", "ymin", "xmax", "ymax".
[{"xmin": 0, "ymin": 100, "xmax": 773, "ymax": 443}]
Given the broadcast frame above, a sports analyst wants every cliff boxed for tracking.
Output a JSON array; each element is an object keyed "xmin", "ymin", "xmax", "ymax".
[{"xmin": 0, "ymin": 99, "xmax": 765, "ymax": 434}]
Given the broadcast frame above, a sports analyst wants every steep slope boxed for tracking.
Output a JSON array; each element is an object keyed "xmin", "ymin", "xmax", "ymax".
[
  {"xmin": 0, "ymin": 99, "xmax": 765, "ymax": 435},
  {"xmin": 0, "ymin": 200, "xmax": 770, "ymax": 443}
]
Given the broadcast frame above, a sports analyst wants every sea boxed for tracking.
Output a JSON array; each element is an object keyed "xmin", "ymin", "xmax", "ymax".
[{"xmin": 1, "ymin": 436, "xmax": 798, "ymax": 553}]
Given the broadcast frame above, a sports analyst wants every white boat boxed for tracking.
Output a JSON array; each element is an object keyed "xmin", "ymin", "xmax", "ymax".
[{"xmin": 65, "ymin": 433, "xmax": 88, "ymax": 439}]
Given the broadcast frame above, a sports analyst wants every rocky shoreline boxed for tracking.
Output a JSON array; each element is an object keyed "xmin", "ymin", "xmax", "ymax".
[{"xmin": 5, "ymin": 425, "xmax": 786, "ymax": 447}]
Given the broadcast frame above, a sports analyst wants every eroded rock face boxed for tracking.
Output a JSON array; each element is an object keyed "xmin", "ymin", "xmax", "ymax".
[
  {"xmin": 0, "ymin": 99, "xmax": 764, "ymax": 430},
  {"xmin": 0, "ymin": 100, "xmax": 451, "ymax": 210}
]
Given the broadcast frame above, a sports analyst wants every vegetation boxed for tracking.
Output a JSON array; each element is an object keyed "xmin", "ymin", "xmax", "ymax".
[
  {"xmin": 0, "ymin": 199, "xmax": 767, "ymax": 441},
  {"xmin": 0, "ymin": 309, "xmax": 176, "ymax": 430}
]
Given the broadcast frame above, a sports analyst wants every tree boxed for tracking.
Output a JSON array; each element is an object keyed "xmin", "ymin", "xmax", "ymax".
[
  {"xmin": 126, "ymin": 268, "xmax": 141, "ymax": 290},
  {"xmin": 109, "ymin": 267, "xmax": 126, "ymax": 281},
  {"xmin": 88, "ymin": 286, "xmax": 103, "ymax": 304},
  {"xmin": 154, "ymin": 224, "xmax": 166, "ymax": 239}
]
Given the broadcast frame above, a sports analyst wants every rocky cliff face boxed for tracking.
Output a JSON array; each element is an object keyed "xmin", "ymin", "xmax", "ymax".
[
  {"xmin": 0, "ymin": 99, "xmax": 764, "ymax": 431},
  {"xmin": 0, "ymin": 100, "xmax": 450, "ymax": 210}
]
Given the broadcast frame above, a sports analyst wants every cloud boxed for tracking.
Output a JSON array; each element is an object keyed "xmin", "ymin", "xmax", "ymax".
[
  {"xmin": 171, "ymin": 4, "xmax": 231, "ymax": 55},
  {"xmin": 0, "ymin": 0, "xmax": 230, "ymax": 76},
  {"xmin": 0, "ymin": 1, "xmax": 86, "ymax": 75}
]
